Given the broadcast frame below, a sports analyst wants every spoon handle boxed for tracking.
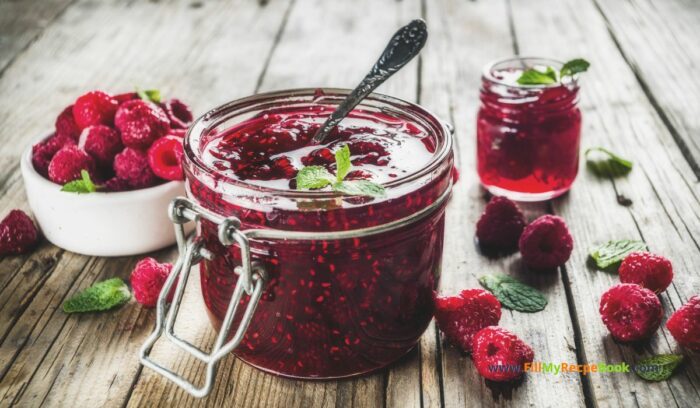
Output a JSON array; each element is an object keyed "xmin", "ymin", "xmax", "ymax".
[{"xmin": 311, "ymin": 19, "xmax": 428, "ymax": 145}]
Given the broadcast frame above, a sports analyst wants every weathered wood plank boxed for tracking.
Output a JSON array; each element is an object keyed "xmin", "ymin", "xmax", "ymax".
[
  {"xmin": 420, "ymin": 0, "xmax": 586, "ymax": 406},
  {"xmin": 594, "ymin": 0, "xmax": 700, "ymax": 177},
  {"xmin": 511, "ymin": 0, "xmax": 700, "ymax": 406}
]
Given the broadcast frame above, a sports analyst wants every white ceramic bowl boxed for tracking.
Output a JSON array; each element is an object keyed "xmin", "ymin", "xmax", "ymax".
[{"xmin": 20, "ymin": 134, "xmax": 193, "ymax": 257}]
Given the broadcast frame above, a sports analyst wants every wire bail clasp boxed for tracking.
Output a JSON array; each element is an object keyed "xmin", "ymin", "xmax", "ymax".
[{"xmin": 139, "ymin": 197, "xmax": 266, "ymax": 398}]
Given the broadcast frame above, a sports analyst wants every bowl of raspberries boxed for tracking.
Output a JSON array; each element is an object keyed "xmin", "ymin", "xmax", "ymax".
[{"xmin": 20, "ymin": 89, "xmax": 195, "ymax": 256}]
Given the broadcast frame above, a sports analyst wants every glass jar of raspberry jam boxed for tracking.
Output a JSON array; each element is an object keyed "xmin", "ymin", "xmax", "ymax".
[
  {"xmin": 477, "ymin": 57, "xmax": 582, "ymax": 201},
  {"xmin": 140, "ymin": 88, "xmax": 453, "ymax": 396}
]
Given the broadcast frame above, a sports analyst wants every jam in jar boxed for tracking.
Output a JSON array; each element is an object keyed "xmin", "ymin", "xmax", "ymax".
[
  {"xmin": 477, "ymin": 57, "xmax": 582, "ymax": 201},
  {"xmin": 183, "ymin": 89, "xmax": 453, "ymax": 379}
]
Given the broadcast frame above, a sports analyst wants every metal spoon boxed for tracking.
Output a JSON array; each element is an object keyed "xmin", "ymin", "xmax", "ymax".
[{"xmin": 310, "ymin": 19, "xmax": 428, "ymax": 145}]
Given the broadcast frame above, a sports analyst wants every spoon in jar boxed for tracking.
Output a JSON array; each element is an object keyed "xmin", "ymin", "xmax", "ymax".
[{"xmin": 310, "ymin": 19, "xmax": 428, "ymax": 145}]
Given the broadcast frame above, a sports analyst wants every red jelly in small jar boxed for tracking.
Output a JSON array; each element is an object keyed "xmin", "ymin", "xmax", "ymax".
[
  {"xmin": 477, "ymin": 58, "xmax": 582, "ymax": 201},
  {"xmin": 184, "ymin": 89, "xmax": 453, "ymax": 379}
]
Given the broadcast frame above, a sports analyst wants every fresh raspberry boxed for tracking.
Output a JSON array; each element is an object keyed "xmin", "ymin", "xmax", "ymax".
[
  {"xmin": 518, "ymin": 215, "xmax": 573, "ymax": 270},
  {"xmin": 113, "ymin": 147, "xmax": 158, "ymax": 189},
  {"xmin": 114, "ymin": 92, "xmax": 138, "ymax": 104},
  {"xmin": 147, "ymin": 136, "xmax": 184, "ymax": 181},
  {"xmin": 72, "ymin": 91, "xmax": 118, "ymax": 129},
  {"xmin": 0, "ymin": 210, "xmax": 39, "ymax": 255},
  {"xmin": 599, "ymin": 284, "xmax": 663, "ymax": 342},
  {"xmin": 130, "ymin": 257, "xmax": 176, "ymax": 308},
  {"xmin": 103, "ymin": 177, "xmax": 131, "ymax": 192},
  {"xmin": 47, "ymin": 145, "xmax": 97, "ymax": 184},
  {"xmin": 472, "ymin": 326, "xmax": 534, "ymax": 382},
  {"xmin": 434, "ymin": 289, "xmax": 501, "ymax": 353},
  {"xmin": 476, "ymin": 196, "xmax": 526, "ymax": 251},
  {"xmin": 666, "ymin": 296, "xmax": 700, "ymax": 350},
  {"xmin": 32, "ymin": 133, "xmax": 76, "ymax": 177},
  {"xmin": 115, "ymin": 100, "xmax": 170, "ymax": 149},
  {"xmin": 162, "ymin": 98, "xmax": 193, "ymax": 129},
  {"xmin": 619, "ymin": 252, "xmax": 673, "ymax": 293},
  {"xmin": 78, "ymin": 125, "xmax": 123, "ymax": 168},
  {"xmin": 167, "ymin": 128, "xmax": 187, "ymax": 138},
  {"xmin": 55, "ymin": 105, "xmax": 81, "ymax": 141}
]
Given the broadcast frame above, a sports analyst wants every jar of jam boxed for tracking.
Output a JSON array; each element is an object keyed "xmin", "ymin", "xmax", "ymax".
[
  {"xmin": 477, "ymin": 57, "xmax": 582, "ymax": 201},
  {"xmin": 140, "ymin": 88, "xmax": 454, "ymax": 397}
]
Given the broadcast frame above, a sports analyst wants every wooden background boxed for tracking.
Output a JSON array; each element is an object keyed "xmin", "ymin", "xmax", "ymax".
[{"xmin": 1, "ymin": 0, "xmax": 699, "ymax": 407}]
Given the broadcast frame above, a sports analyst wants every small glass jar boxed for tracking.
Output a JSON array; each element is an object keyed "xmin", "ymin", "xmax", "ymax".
[
  {"xmin": 477, "ymin": 57, "xmax": 582, "ymax": 201},
  {"xmin": 170, "ymin": 89, "xmax": 453, "ymax": 382}
]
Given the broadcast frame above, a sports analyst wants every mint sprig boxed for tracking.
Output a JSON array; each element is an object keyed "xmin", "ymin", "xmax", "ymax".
[
  {"xmin": 63, "ymin": 278, "xmax": 131, "ymax": 313},
  {"xmin": 61, "ymin": 170, "xmax": 98, "ymax": 194},
  {"xmin": 479, "ymin": 274, "xmax": 548, "ymax": 313},
  {"xmin": 296, "ymin": 145, "xmax": 385, "ymax": 198},
  {"xmin": 517, "ymin": 58, "xmax": 590, "ymax": 85},
  {"xmin": 635, "ymin": 354, "xmax": 683, "ymax": 382},
  {"xmin": 585, "ymin": 147, "xmax": 633, "ymax": 177},
  {"xmin": 137, "ymin": 88, "xmax": 161, "ymax": 103},
  {"xmin": 589, "ymin": 240, "xmax": 647, "ymax": 270}
]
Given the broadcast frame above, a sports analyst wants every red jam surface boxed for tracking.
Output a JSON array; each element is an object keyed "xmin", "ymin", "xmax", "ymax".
[
  {"xmin": 477, "ymin": 66, "xmax": 581, "ymax": 200},
  {"xmin": 186, "ymin": 103, "xmax": 452, "ymax": 378}
]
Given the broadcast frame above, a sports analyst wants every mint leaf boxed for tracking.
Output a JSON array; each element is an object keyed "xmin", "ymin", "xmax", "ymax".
[
  {"xmin": 296, "ymin": 166, "xmax": 335, "ymax": 189},
  {"xmin": 479, "ymin": 274, "xmax": 547, "ymax": 313},
  {"xmin": 137, "ymin": 88, "xmax": 161, "ymax": 103},
  {"xmin": 589, "ymin": 240, "xmax": 647, "ymax": 270},
  {"xmin": 63, "ymin": 278, "xmax": 131, "ymax": 313},
  {"xmin": 61, "ymin": 170, "xmax": 97, "ymax": 194},
  {"xmin": 517, "ymin": 67, "xmax": 558, "ymax": 85},
  {"xmin": 560, "ymin": 59, "xmax": 590, "ymax": 77},
  {"xmin": 635, "ymin": 354, "xmax": 683, "ymax": 382},
  {"xmin": 334, "ymin": 180, "xmax": 386, "ymax": 198},
  {"xmin": 335, "ymin": 145, "xmax": 351, "ymax": 182},
  {"xmin": 586, "ymin": 147, "xmax": 633, "ymax": 177}
]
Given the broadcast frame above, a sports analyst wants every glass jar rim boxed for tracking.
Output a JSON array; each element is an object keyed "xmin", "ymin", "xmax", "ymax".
[
  {"xmin": 482, "ymin": 56, "xmax": 578, "ymax": 90},
  {"xmin": 184, "ymin": 88, "xmax": 453, "ymax": 199}
]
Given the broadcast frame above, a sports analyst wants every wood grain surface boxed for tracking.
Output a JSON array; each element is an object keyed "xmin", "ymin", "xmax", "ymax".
[{"xmin": 0, "ymin": 0, "xmax": 698, "ymax": 407}]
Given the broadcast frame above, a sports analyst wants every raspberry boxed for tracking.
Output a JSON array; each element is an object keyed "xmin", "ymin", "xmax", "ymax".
[
  {"xmin": 167, "ymin": 128, "xmax": 187, "ymax": 138},
  {"xmin": 162, "ymin": 98, "xmax": 193, "ymax": 129},
  {"xmin": 599, "ymin": 284, "xmax": 663, "ymax": 342},
  {"xmin": 78, "ymin": 125, "xmax": 123, "ymax": 168},
  {"xmin": 103, "ymin": 177, "xmax": 130, "ymax": 192},
  {"xmin": 130, "ymin": 257, "xmax": 175, "ymax": 308},
  {"xmin": 113, "ymin": 147, "xmax": 158, "ymax": 189},
  {"xmin": 47, "ymin": 145, "xmax": 97, "ymax": 184},
  {"xmin": 476, "ymin": 196, "xmax": 526, "ymax": 252},
  {"xmin": 472, "ymin": 326, "xmax": 534, "ymax": 382},
  {"xmin": 518, "ymin": 215, "xmax": 573, "ymax": 270},
  {"xmin": 666, "ymin": 296, "xmax": 700, "ymax": 350},
  {"xmin": 32, "ymin": 133, "xmax": 76, "ymax": 177},
  {"xmin": 114, "ymin": 92, "xmax": 138, "ymax": 104},
  {"xmin": 115, "ymin": 100, "xmax": 170, "ymax": 149},
  {"xmin": 148, "ymin": 136, "xmax": 184, "ymax": 181},
  {"xmin": 0, "ymin": 210, "xmax": 39, "ymax": 255},
  {"xmin": 55, "ymin": 105, "xmax": 81, "ymax": 141},
  {"xmin": 434, "ymin": 289, "xmax": 501, "ymax": 353},
  {"xmin": 619, "ymin": 252, "xmax": 673, "ymax": 293},
  {"xmin": 72, "ymin": 91, "xmax": 118, "ymax": 129}
]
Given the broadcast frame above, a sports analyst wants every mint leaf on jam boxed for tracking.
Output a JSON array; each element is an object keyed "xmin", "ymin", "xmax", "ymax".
[
  {"xmin": 589, "ymin": 240, "xmax": 647, "ymax": 270},
  {"xmin": 136, "ymin": 88, "xmax": 161, "ymax": 103},
  {"xmin": 516, "ymin": 58, "xmax": 590, "ymax": 85},
  {"xmin": 560, "ymin": 59, "xmax": 591, "ymax": 77},
  {"xmin": 335, "ymin": 145, "xmax": 351, "ymax": 182},
  {"xmin": 61, "ymin": 170, "xmax": 98, "ymax": 194},
  {"xmin": 296, "ymin": 166, "xmax": 335, "ymax": 189},
  {"xmin": 635, "ymin": 354, "xmax": 683, "ymax": 382},
  {"xmin": 517, "ymin": 66, "xmax": 558, "ymax": 85},
  {"xmin": 479, "ymin": 274, "xmax": 547, "ymax": 313},
  {"xmin": 585, "ymin": 147, "xmax": 633, "ymax": 177},
  {"xmin": 63, "ymin": 278, "xmax": 131, "ymax": 313},
  {"xmin": 296, "ymin": 145, "xmax": 386, "ymax": 198}
]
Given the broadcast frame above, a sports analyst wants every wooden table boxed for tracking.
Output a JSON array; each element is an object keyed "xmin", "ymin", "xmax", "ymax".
[{"xmin": 1, "ymin": 0, "xmax": 699, "ymax": 407}]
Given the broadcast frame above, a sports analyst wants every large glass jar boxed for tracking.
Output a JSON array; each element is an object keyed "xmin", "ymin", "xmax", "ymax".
[
  {"xmin": 477, "ymin": 57, "xmax": 582, "ymax": 201},
  {"xmin": 181, "ymin": 89, "xmax": 453, "ymax": 379}
]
